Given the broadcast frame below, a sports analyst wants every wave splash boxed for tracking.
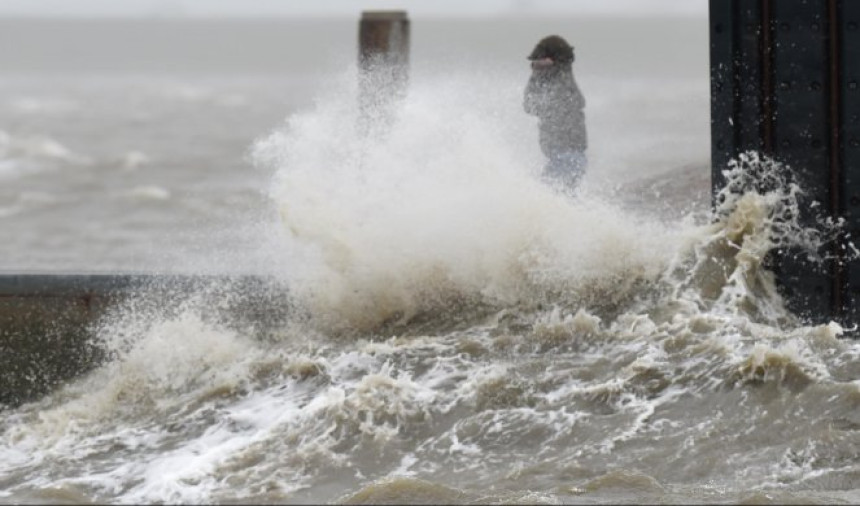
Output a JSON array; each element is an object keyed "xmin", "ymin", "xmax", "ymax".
[
  {"xmin": 2, "ymin": 67, "xmax": 859, "ymax": 505},
  {"xmin": 254, "ymin": 70, "xmax": 685, "ymax": 333},
  {"xmin": 253, "ymin": 70, "xmax": 846, "ymax": 336}
]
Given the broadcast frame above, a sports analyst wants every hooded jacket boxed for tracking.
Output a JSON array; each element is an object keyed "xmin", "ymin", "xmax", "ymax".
[{"xmin": 523, "ymin": 36, "xmax": 587, "ymax": 158}]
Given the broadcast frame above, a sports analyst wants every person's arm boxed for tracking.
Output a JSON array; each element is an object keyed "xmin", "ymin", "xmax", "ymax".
[
  {"xmin": 524, "ymin": 71, "xmax": 550, "ymax": 116},
  {"xmin": 570, "ymin": 76, "xmax": 586, "ymax": 110},
  {"xmin": 524, "ymin": 74, "xmax": 540, "ymax": 115}
]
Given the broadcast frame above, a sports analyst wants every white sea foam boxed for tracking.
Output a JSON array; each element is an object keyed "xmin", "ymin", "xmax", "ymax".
[
  {"xmin": 121, "ymin": 185, "xmax": 171, "ymax": 201},
  {"xmin": 5, "ymin": 58, "xmax": 860, "ymax": 505},
  {"xmin": 252, "ymin": 69, "xmax": 837, "ymax": 342},
  {"xmin": 117, "ymin": 150, "xmax": 151, "ymax": 171},
  {"xmin": 254, "ymin": 69, "xmax": 683, "ymax": 331},
  {"xmin": 0, "ymin": 129, "xmax": 91, "ymax": 170}
]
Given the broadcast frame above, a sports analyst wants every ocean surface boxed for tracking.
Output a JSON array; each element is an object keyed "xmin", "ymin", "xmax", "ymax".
[{"xmin": 1, "ymin": 15, "xmax": 859, "ymax": 505}]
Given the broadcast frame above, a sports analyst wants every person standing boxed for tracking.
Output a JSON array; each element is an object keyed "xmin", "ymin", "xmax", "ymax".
[{"xmin": 524, "ymin": 35, "xmax": 587, "ymax": 192}]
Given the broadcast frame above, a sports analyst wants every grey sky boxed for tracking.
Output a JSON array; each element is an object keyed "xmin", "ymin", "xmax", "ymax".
[{"xmin": 0, "ymin": 0, "xmax": 707, "ymax": 18}]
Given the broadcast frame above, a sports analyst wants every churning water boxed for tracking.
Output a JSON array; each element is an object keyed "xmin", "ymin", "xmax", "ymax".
[{"xmin": 2, "ymin": 15, "xmax": 860, "ymax": 505}]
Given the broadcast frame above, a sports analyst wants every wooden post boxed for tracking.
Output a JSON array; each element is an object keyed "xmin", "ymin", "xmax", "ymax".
[{"xmin": 358, "ymin": 10, "xmax": 410, "ymax": 134}]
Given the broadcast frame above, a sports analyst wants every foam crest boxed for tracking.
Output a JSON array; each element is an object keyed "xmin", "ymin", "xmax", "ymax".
[
  {"xmin": 0, "ymin": 130, "xmax": 91, "ymax": 181},
  {"xmin": 661, "ymin": 152, "xmax": 853, "ymax": 325},
  {"xmin": 119, "ymin": 185, "xmax": 171, "ymax": 201},
  {"xmin": 1, "ymin": 310, "xmax": 258, "ymax": 456},
  {"xmin": 0, "ymin": 131, "xmax": 88, "ymax": 164}
]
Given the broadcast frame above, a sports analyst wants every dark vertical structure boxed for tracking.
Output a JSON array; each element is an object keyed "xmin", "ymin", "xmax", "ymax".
[
  {"xmin": 710, "ymin": 0, "xmax": 860, "ymax": 324},
  {"xmin": 358, "ymin": 11, "xmax": 410, "ymax": 134},
  {"xmin": 842, "ymin": 1, "xmax": 860, "ymax": 325}
]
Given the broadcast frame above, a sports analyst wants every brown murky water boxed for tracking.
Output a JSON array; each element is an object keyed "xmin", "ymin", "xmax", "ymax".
[{"xmin": 2, "ymin": 16, "xmax": 859, "ymax": 505}]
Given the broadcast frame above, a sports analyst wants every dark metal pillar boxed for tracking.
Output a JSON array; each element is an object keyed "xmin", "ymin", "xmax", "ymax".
[
  {"xmin": 839, "ymin": 1, "xmax": 860, "ymax": 324},
  {"xmin": 709, "ymin": 0, "xmax": 860, "ymax": 324}
]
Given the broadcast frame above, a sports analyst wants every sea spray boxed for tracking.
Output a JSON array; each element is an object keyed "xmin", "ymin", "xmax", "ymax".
[
  {"xmin": 663, "ymin": 151, "xmax": 850, "ymax": 327},
  {"xmin": 3, "ymin": 64, "xmax": 860, "ymax": 504},
  {"xmin": 253, "ymin": 69, "xmax": 679, "ymax": 334},
  {"xmin": 254, "ymin": 66, "xmax": 849, "ymax": 338}
]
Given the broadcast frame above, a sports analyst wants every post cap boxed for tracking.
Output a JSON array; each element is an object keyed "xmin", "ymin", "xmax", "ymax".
[{"xmin": 361, "ymin": 10, "xmax": 408, "ymax": 20}]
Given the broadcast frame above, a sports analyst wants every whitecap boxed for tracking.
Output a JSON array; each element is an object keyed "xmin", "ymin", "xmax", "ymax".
[
  {"xmin": 0, "ymin": 132, "xmax": 90, "ymax": 165},
  {"xmin": 117, "ymin": 150, "xmax": 151, "ymax": 171},
  {"xmin": 123, "ymin": 185, "xmax": 171, "ymax": 201}
]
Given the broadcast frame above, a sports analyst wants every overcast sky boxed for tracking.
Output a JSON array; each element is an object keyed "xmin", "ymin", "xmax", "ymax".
[{"xmin": 0, "ymin": 0, "xmax": 708, "ymax": 18}]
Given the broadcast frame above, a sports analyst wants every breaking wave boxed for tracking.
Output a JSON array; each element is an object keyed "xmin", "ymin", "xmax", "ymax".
[{"xmin": 2, "ymin": 66, "xmax": 859, "ymax": 505}]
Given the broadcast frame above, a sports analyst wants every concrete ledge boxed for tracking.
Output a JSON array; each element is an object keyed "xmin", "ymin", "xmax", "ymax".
[{"xmin": 0, "ymin": 273, "xmax": 290, "ymax": 409}]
